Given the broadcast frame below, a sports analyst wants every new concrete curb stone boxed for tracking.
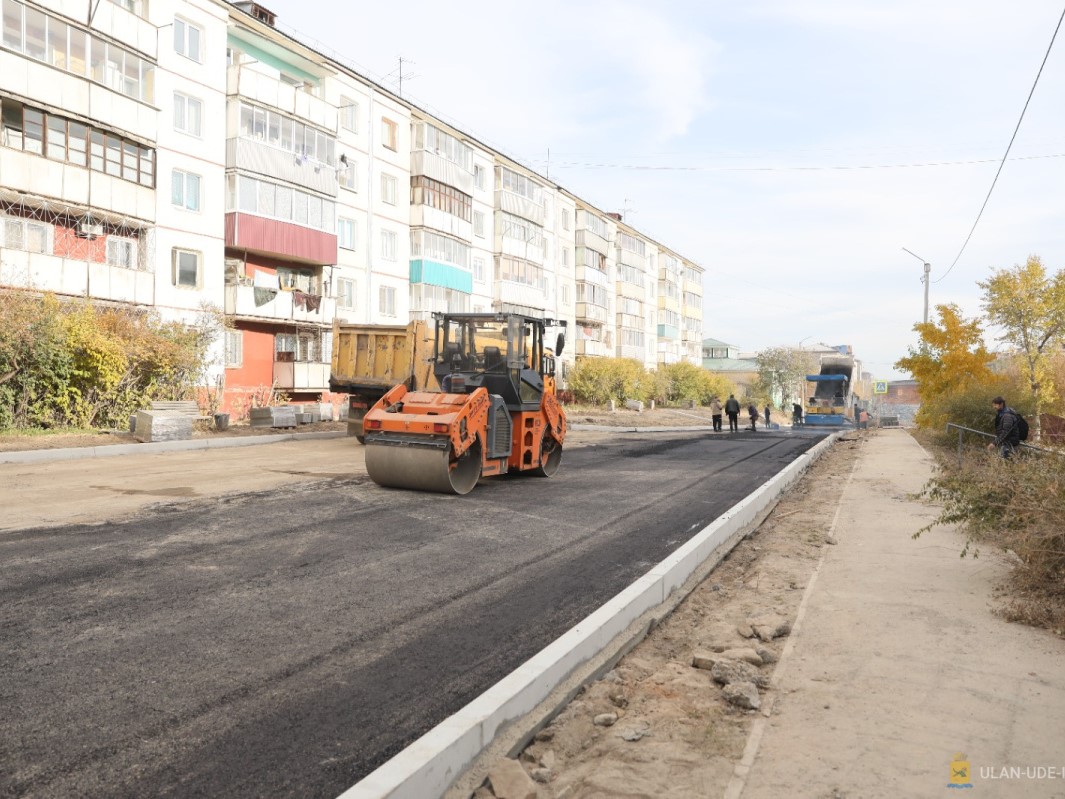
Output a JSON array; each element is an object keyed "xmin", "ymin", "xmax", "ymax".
[
  {"xmin": 0, "ymin": 431, "xmax": 347, "ymax": 465},
  {"xmin": 338, "ymin": 432, "xmax": 840, "ymax": 799}
]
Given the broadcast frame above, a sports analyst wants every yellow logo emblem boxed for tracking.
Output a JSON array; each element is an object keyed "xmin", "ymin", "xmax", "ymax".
[{"xmin": 949, "ymin": 753, "xmax": 973, "ymax": 789}]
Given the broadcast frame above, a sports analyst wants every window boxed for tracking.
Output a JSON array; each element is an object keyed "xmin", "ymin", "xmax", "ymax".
[
  {"xmin": 379, "ymin": 285, "xmax": 396, "ymax": 316},
  {"xmin": 225, "ymin": 174, "xmax": 334, "ymax": 232},
  {"xmin": 473, "ymin": 164, "xmax": 485, "ymax": 190},
  {"xmin": 339, "ymin": 159, "xmax": 357, "ymax": 190},
  {"xmin": 2, "ymin": 217, "xmax": 51, "ymax": 253},
  {"xmin": 340, "ymin": 96, "xmax": 358, "ymax": 132},
  {"xmin": 380, "ymin": 173, "xmax": 396, "ymax": 205},
  {"xmin": 173, "ymin": 17, "xmax": 201, "ymax": 62},
  {"xmin": 225, "ymin": 330, "xmax": 242, "ymax": 367},
  {"xmin": 409, "ymin": 175, "xmax": 471, "ymax": 221},
  {"xmin": 561, "ymin": 284, "xmax": 570, "ymax": 305},
  {"xmin": 411, "ymin": 230, "xmax": 469, "ymax": 268},
  {"xmin": 173, "ymin": 92, "xmax": 202, "ymax": 136},
  {"xmin": 472, "ymin": 257, "xmax": 485, "ymax": 282},
  {"xmin": 171, "ymin": 169, "xmax": 201, "ymax": 211},
  {"xmin": 496, "ymin": 255, "xmax": 546, "ymax": 290},
  {"xmin": 561, "ymin": 247, "xmax": 569, "ymax": 267},
  {"xmin": 380, "ymin": 229, "xmax": 397, "ymax": 261},
  {"xmin": 337, "ymin": 217, "xmax": 356, "ymax": 250},
  {"xmin": 473, "ymin": 211, "xmax": 484, "ymax": 238},
  {"xmin": 336, "ymin": 277, "xmax": 355, "ymax": 308},
  {"xmin": 275, "ymin": 332, "xmax": 322, "ymax": 362},
  {"xmin": 106, "ymin": 236, "xmax": 136, "ymax": 269},
  {"xmin": 381, "ymin": 117, "xmax": 397, "ymax": 150},
  {"xmin": 3, "ymin": 0, "xmax": 24, "ymax": 50},
  {"xmin": 172, "ymin": 248, "xmax": 201, "ymax": 288}
]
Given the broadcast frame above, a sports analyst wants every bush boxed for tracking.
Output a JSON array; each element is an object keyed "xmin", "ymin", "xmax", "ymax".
[
  {"xmin": 918, "ymin": 448, "xmax": 1065, "ymax": 633},
  {"xmin": 0, "ymin": 292, "xmax": 222, "ymax": 431},
  {"xmin": 568, "ymin": 357, "xmax": 650, "ymax": 405},
  {"xmin": 918, "ymin": 374, "xmax": 1034, "ymax": 443}
]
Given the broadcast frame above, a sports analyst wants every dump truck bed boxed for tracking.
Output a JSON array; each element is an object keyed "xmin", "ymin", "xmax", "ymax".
[{"xmin": 329, "ymin": 320, "xmax": 435, "ymax": 440}]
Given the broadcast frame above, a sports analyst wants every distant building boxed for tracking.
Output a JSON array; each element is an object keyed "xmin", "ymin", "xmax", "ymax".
[{"xmin": 702, "ymin": 338, "xmax": 759, "ymax": 396}]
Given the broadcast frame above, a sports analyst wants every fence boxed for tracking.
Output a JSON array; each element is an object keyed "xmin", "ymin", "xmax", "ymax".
[{"xmin": 945, "ymin": 423, "xmax": 1061, "ymax": 467}]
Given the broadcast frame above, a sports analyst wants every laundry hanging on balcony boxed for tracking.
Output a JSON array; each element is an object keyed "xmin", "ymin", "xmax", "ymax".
[
  {"xmin": 293, "ymin": 290, "xmax": 323, "ymax": 313},
  {"xmin": 252, "ymin": 270, "xmax": 279, "ymax": 306}
]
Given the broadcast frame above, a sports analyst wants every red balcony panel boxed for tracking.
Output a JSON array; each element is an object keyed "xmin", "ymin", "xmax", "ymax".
[{"xmin": 225, "ymin": 213, "xmax": 337, "ymax": 265}]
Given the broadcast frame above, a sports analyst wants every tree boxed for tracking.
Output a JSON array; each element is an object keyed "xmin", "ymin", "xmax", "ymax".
[
  {"xmin": 755, "ymin": 346, "xmax": 817, "ymax": 409},
  {"xmin": 979, "ymin": 255, "xmax": 1065, "ymax": 441},
  {"xmin": 895, "ymin": 304, "xmax": 995, "ymax": 430}
]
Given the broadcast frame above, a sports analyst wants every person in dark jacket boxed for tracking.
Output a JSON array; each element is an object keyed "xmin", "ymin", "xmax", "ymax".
[
  {"xmin": 987, "ymin": 396, "xmax": 1020, "ymax": 458},
  {"xmin": 764, "ymin": 404, "xmax": 771, "ymax": 430},
  {"xmin": 747, "ymin": 402, "xmax": 759, "ymax": 431},
  {"xmin": 724, "ymin": 394, "xmax": 741, "ymax": 432}
]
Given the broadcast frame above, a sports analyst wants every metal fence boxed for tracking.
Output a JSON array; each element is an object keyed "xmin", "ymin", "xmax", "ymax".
[{"xmin": 945, "ymin": 423, "xmax": 1062, "ymax": 467}]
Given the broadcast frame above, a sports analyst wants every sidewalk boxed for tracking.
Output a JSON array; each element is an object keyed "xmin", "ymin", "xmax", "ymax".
[{"xmin": 731, "ymin": 429, "xmax": 1065, "ymax": 798}]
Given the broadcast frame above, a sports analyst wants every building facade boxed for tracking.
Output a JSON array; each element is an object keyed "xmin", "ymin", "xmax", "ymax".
[{"xmin": 0, "ymin": 0, "xmax": 705, "ymax": 415}]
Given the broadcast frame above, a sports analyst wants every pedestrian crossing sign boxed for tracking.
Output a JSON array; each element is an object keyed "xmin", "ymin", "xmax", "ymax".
[{"xmin": 874, "ymin": 380, "xmax": 888, "ymax": 394}]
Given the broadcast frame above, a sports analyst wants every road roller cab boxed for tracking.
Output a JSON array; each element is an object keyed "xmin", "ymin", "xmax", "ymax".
[{"xmin": 362, "ymin": 312, "xmax": 567, "ymax": 495}]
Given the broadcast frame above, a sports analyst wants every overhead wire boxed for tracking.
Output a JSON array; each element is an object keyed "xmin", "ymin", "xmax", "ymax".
[{"xmin": 934, "ymin": 2, "xmax": 1065, "ymax": 284}]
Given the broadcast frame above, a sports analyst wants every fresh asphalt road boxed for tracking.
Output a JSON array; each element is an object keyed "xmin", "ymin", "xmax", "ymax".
[{"xmin": 1, "ymin": 429, "xmax": 827, "ymax": 799}]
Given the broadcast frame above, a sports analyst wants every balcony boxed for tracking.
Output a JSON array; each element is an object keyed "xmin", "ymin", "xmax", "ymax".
[
  {"xmin": 496, "ymin": 189, "xmax": 544, "ymax": 225},
  {"xmin": 500, "ymin": 235, "xmax": 545, "ymax": 265},
  {"xmin": 224, "ymin": 213, "xmax": 337, "ymax": 265},
  {"xmin": 225, "ymin": 284, "xmax": 336, "ymax": 324},
  {"xmin": 494, "ymin": 280, "xmax": 547, "ymax": 312},
  {"xmin": 617, "ymin": 247, "xmax": 646, "ymax": 269},
  {"xmin": 227, "ymin": 138, "xmax": 337, "ymax": 197},
  {"xmin": 410, "ymin": 206, "xmax": 472, "ymax": 241},
  {"xmin": 227, "ymin": 66, "xmax": 337, "ymax": 131},
  {"xmin": 618, "ymin": 344, "xmax": 645, "ymax": 361},
  {"xmin": 575, "ymin": 339, "xmax": 609, "ymax": 357},
  {"xmin": 0, "ymin": 150, "xmax": 156, "ymax": 222},
  {"xmin": 575, "ymin": 302, "xmax": 608, "ymax": 324},
  {"xmin": 273, "ymin": 360, "xmax": 330, "ymax": 391},
  {"xmin": 411, "ymin": 150, "xmax": 475, "ymax": 195},
  {"xmin": 0, "ymin": 249, "xmax": 153, "ymax": 305}
]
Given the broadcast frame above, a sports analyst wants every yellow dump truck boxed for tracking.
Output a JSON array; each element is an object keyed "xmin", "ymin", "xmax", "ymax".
[{"xmin": 329, "ymin": 320, "xmax": 436, "ymax": 442}]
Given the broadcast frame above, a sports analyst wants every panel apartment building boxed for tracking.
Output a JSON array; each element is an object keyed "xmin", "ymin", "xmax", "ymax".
[{"xmin": 0, "ymin": 0, "xmax": 704, "ymax": 414}]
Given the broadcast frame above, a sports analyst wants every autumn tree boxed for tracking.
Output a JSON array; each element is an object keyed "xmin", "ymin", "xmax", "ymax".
[
  {"xmin": 895, "ymin": 303, "xmax": 995, "ymax": 430},
  {"xmin": 755, "ymin": 346, "xmax": 817, "ymax": 409},
  {"xmin": 979, "ymin": 255, "xmax": 1065, "ymax": 441}
]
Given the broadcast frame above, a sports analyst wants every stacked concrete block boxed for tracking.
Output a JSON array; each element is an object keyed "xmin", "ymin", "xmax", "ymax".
[
  {"xmin": 250, "ymin": 406, "xmax": 298, "ymax": 428},
  {"xmin": 134, "ymin": 411, "xmax": 194, "ymax": 443}
]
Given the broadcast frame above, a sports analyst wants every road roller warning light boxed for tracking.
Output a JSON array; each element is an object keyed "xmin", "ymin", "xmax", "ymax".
[{"xmin": 362, "ymin": 312, "xmax": 567, "ymax": 495}]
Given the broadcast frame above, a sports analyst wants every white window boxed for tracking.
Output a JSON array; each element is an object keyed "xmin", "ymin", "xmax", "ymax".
[
  {"xmin": 173, "ymin": 18, "xmax": 202, "ymax": 62},
  {"xmin": 381, "ymin": 117, "xmax": 397, "ymax": 150},
  {"xmin": 225, "ymin": 329, "xmax": 242, "ymax": 367},
  {"xmin": 561, "ymin": 284, "xmax": 571, "ymax": 305},
  {"xmin": 173, "ymin": 92, "xmax": 202, "ymax": 136},
  {"xmin": 172, "ymin": 248, "xmax": 201, "ymax": 288},
  {"xmin": 337, "ymin": 217, "xmax": 356, "ymax": 250},
  {"xmin": 561, "ymin": 247, "xmax": 569, "ymax": 267},
  {"xmin": 379, "ymin": 285, "xmax": 396, "ymax": 316},
  {"xmin": 472, "ymin": 257, "xmax": 485, "ymax": 282},
  {"xmin": 474, "ymin": 164, "xmax": 485, "ymax": 190},
  {"xmin": 3, "ymin": 217, "xmax": 52, "ymax": 254},
  {"xmin": 380, "ymin": 173, "xmax": 397, "ymax": 205},
  {"xmin": 336, "ymin": 277, "xmax": 355, "ymax": 308},
  {"xmin": 381, "ymin": 229, "xmax": 397, "ymax": 261},
  {"xmin": 473, "ymin": 211, "xmax": 485, "ymax": 238},
  {"xmin": 171, "ymin": 169, "xmax": 201, "ymax": 211},
  {"xmin": 340, "ymin": 96, "xmax": 358, "ymax": 132},
  {"xmin": 339, "ymin": 159, "xmax": 357, "ymax": 190},
  {"xmin": 106, "ymin": 236, "xmax": 136, "ymax": 269},
  {"xmin": 562, "ymin": 208, "xmax": 571, "ymax": 231}
]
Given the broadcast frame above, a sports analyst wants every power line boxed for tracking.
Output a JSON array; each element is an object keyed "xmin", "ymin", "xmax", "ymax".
[{"xmin": 934, "ymin": 3, "xmax": 1065, "ymax": 284}]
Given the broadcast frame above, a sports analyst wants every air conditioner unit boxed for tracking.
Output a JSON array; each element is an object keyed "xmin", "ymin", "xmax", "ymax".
[{"xmin": 76, "ymin": 222, "xmax": 104, "ymax": 239}]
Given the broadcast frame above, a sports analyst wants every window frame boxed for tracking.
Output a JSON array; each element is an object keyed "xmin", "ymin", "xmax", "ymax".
[
  {"xmin": 378, "ymin": 284, "xmax": 396, "ymax": 316},
  {"xmin": 337, "ymin": 216, "xmax": 356, "ymax": 250},
  {"xmin": 336, "ymin": 277, "xmax": 355, "ymax": 308},
  {"xmin": 173, "ymin": 17, "xmax": 202, "ymax": 63},
  {"xmin": 380, "ymin": 116, "xmax": 397, "ymax": 151},
  {"xmin": 173, "ymin": 91, "xmax": 202, "ymax": 137},
  {"xmin": 171, "ymin": 247, "xmax": 202, "ymax": 289},
  {"xmin": 171, "ymin": 168, "xmax": 201, "ymax": 211},
  {"xmin": 380, "ymin": 172, "xmax": 397, "ymax": 205},
  {"xmin": 224, "ymin": 329, "xmax": 243, "ymax": 367}
]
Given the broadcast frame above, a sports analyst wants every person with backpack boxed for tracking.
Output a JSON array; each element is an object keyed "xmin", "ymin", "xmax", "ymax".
[
  {"xmin": 747, "ymin": 402, "xmax": 760, "ymax": 431},
  {"xmin": 987, "ymin": 396, "xmax": 1025, "ymax": 458}
]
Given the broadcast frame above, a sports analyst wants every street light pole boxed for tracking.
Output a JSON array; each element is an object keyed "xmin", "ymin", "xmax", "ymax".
[{"xmin": 901, "ymin": 248, "xmax": 931, "ymax": 324}]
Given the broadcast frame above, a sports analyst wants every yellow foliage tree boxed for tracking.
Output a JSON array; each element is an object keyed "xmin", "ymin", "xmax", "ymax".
[
  {"xmin": 979, "ymin": 255, "xmax": 1065, "ymax": 440},
  {"xmin": 895, "ymin": 303, "xmax": 995, "ymax": 430}
]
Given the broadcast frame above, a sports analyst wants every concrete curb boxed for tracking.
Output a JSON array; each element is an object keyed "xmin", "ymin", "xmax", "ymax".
[
  {"xmin": 339, "ymin": 432, "xmax": 840, "ymax": 799},
  {"xmin": 0, "ymin": 431, "xmax": 347, "ymax": 465}
]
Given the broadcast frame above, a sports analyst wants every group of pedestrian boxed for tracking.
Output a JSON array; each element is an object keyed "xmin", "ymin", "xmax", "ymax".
[{"xmin": 709, "ymin": 395, "xmax": 774, "ymax": 433}]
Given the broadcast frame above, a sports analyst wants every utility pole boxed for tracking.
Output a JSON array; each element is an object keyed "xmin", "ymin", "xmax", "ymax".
[{"xmin": 902, "ymin": 248, "xmax": 931, "ymax": 324}]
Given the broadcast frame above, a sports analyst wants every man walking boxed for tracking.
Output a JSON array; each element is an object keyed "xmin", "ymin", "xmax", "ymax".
[
  {"xmin": 710, "ymin": 397, "xmax": 723, "ymax": 432},
  {"xmin": 747, "ymin": 402, "xmax": 759, "ymax": 431},
  {"xmin": 763, "ymin": 404, "xmax": 771, "ymax": 430},
  {"xmin": 724, "ymin": 394, "xmax": 741, "ymax": 433},
  {"xmin": 987, "ymin": 396, "xmax": 1021, "ymax": 458}
]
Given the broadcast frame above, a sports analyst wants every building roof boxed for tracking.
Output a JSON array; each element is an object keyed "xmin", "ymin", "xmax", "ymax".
[
  {"xmin": 702, "ymin": 358, "xmax": 759, "ymax": 372},
  {"xmin": 702, "ymin": 337, "xmax": 736, "ymax": 348}
]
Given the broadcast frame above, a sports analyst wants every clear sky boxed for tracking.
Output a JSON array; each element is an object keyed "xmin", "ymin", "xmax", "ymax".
[{"xmin": 260, "ymin": 0, "xmax": 1065, "ymax": 380}]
